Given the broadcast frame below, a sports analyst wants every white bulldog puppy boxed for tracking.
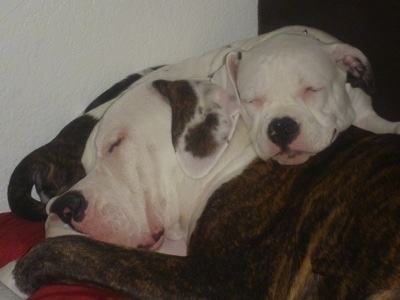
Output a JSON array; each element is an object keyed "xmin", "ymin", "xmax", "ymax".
[{"xmin": 116, "ymin": 26, "xmax": 400, "ymax": 166}]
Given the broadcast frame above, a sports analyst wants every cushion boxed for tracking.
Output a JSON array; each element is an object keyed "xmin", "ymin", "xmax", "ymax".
[
  {"xmin": 258, "ymin": 0, "xmax": 400, "ymax": 121},
  {"xmin": 0, "ymin": 212, "xmax": 123, "ymax": 299}
]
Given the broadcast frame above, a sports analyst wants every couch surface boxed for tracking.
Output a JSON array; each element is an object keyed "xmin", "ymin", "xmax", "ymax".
[{"xmin": 0, "ymin": 213, "xmax": 124, "ymax": 299}]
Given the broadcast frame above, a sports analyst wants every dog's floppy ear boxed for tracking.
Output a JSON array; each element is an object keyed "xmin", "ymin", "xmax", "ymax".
[
  {"xmin": 211, "ymin": 51, "xmax": 242, "ymax": 102},
  {"xmin": 153, "ymin": 79, "xmax": 240, "ymax": 178},
  {"xmin": 225, "ymin": 51, "xmax": 242, "ymax": 100},
  {"xmin": 329, "ymin": 43, "xmax": 375, "ymax": 95}
]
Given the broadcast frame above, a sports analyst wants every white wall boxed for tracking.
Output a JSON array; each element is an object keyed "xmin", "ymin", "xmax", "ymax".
[{"xmin": 0, "ymin": 0, "xmax": 257, "ymax": 213}]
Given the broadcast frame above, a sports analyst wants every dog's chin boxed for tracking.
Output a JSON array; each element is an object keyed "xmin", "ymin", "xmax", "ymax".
[{"xmin": 272, "ymin": 150, "xmax": 313, "ymax": 165}]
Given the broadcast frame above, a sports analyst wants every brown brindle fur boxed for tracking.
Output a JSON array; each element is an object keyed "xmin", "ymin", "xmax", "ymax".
[
  {"xmin": 8, "ymin": 116, "xmax": 97, "ymax": 221},
  {"xmin": 184, "ymin": 112, "xmax": 219, "ymax": 158},
  {"xmin": 14, "ymin": 126, "xmax": 400, "ymax": 299},
  {"xmin": 154, "ymin": 79, "xmax": 222, "ymax": 158},
  {"xmin": 154, "ymin": 80, "xmax": 199, "ymax": 149}
]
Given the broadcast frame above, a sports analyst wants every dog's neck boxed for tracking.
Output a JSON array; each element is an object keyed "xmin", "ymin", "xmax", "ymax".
[{"xmin": 169, "ymin": 117, "xmax": 256, "ymax": 244}]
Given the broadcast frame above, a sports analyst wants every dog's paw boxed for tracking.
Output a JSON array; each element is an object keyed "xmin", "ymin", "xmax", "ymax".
[{"xmin": 0, "ymin": 260, "xmax": 29, "ymax": 299}]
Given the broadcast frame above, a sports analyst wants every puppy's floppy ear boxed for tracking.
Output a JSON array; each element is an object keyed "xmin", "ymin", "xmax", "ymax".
[
  {"xmin": 329, "ymin": 43, "xmax": 375, "ymax": 95},
  {"xmin": 210, "ymin": 51, "xmax": 242, "ymax": 103},
  {"xmin": 153, "ymin": 79, "xmax": 240, "ymax": 178},
  {"xmin": 225, "ymin": 51, "xmax": 242, "ymax": 100},
  {"xmin": 327, "ymin": 43, "xmax": 400, "ymax": 133}
]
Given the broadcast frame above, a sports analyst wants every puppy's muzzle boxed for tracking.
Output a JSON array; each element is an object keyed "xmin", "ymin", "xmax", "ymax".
[
  {"xmin": 49, "ymin": 191, "xmax": 88, "ymax": 225},
  {"xmin": 267, "ymin": 117, "xmax": 300, "ymax": 149}
]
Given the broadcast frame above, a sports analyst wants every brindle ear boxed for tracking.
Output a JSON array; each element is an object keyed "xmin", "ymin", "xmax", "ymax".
[
  {"xmin": 330, "ymin": 43, "xmax": 375, "ymax": 95},
  {"xmin": 153, "ymin": 79, "xmax": 240, "ymax": 178}
]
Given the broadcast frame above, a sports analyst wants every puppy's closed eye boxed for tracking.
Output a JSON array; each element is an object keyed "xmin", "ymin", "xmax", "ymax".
[
  {"xmin": 305, "ymin": 87, "xmax": 321, "ymax": 93},
  {"xmin": 108, "ymin": 138, "xmax": 123, "ymax": 153},
  {"xmin": 242, "ymin": 97, "xmax": 263, "ymax": 107},
  {"xmin": 303, "ymin": 87, "xmax": 322, "ymax": 99}
]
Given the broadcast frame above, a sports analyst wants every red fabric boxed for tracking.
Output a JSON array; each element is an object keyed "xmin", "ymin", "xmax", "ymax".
[
  {"xmin": 0, "ymin": 212, "xmax": 44, "ymax": 264},
  {"xmin": 29, "ymin": 285, "xmax": 124, "ymax": 300},
  {"xmin": 0, "ymin": 212, "xmax": 123, "ymax": 299}
]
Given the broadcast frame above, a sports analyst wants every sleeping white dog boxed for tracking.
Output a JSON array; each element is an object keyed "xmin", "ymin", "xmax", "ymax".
[{"xmin": 107, "ymin": 26, "xmax": 400, "ymax": 165}]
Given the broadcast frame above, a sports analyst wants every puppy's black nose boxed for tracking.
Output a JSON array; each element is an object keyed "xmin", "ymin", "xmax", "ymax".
[
  {"xmin": 50, "ymin": 191, "xmax": 87, "ymax": 224},
  {"xmin": 267, "ymin": 117, "xmax": 300, "ymax": 148}
]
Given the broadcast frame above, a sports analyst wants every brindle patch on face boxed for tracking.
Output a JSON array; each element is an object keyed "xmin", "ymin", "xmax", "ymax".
[
  {"xmin": 152, "ymin": 80, "xmax": 198, "ymax": 148},
  {"xmin": 184, "ymin": 112, "xmax": 219, "ymax": 158}
]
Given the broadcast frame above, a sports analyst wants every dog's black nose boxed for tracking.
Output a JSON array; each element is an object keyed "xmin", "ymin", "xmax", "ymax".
[
  {"xmin": 267, "ymin": 117, "xmax": 300, "ymax": 148},
  {"xmin": 50, "ymin": 191, "xmax": 88, "ymax": 224}
]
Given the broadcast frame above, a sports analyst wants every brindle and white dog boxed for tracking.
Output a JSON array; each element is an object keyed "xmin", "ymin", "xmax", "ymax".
[
  {"xmin": 2, "ymin": 26, "xmax": 400, "ymax": 298},
  {"xmin": 9, "ymin": 127, "xmax": 400, "ymax": 299}
]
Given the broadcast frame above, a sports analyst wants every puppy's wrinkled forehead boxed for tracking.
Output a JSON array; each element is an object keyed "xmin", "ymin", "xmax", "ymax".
[
  {"xmin": 238, "ymin": 34, "xmax": 337, "ymax": 96},
  {"xmin": 249, "ymin": 33, "xmax": 330, "ymax": 63}
]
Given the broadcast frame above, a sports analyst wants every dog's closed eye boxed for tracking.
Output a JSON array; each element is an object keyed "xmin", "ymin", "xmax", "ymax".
[
  {"xmin": 303, "ymin": 87, "xmax": 322, "ymax": 98},
  {"xmin": 305, "ymin": 87, "xmax": 321, "ymax": 93},
  {"xmin": 108, "ymin": 137, "xmax": 123, "ymax": 153},
  {"xmin": 242, "ymin": 97, "xmax": 263, "ymax": 108},
  {"xmin": 242, "ymin": 98, "xmax": 254, "ymax": 103}
]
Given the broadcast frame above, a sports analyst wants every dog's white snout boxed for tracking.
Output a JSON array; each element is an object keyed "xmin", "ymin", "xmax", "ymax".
[{"xmin": 267, "ymin": 117, "xmax": 300, "ymax": 149}]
